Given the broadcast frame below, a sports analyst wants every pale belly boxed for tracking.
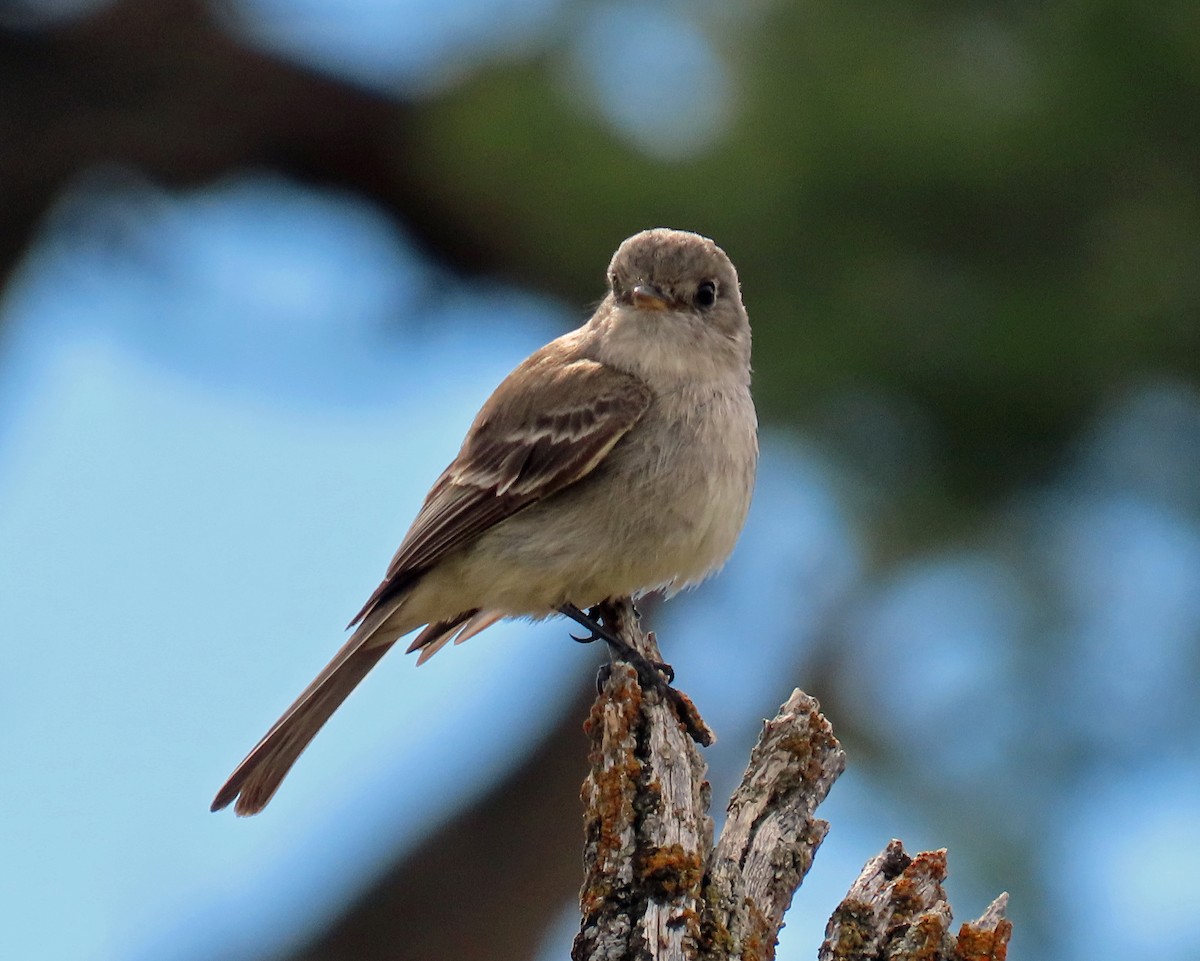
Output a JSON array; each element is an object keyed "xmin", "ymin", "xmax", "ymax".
[{"xmin": 405, "ymin": 383, "xmax": 758, "ymax": 621}]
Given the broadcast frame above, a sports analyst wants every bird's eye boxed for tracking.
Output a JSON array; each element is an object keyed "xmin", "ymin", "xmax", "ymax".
[{"xmin": 695, "ymin": 280, "xmax": 717, "ymax": 308}]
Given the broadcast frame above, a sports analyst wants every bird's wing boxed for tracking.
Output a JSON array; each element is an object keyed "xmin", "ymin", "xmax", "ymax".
[
  {"xmin": 349, "ymin": 348, "xmax": 654, "ymax": 627},
  {"xmin": 212, "ymin": 351, "xmax": 652, "ymax": 815}
]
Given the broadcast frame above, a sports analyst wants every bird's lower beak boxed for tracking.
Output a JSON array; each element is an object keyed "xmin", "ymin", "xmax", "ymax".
[{"xmin": 632, "ymin": 284, "xmax": 670, "ymax": 311}]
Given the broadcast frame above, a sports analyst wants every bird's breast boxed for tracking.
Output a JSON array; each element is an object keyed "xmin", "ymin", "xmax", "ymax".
[
  {"xmin": 418, "ymin": 380, "xmax": 757, "ymax": 616},
  {"xmin": 593, "ymin": 380, "xmax": 758, "ymax": 592}
]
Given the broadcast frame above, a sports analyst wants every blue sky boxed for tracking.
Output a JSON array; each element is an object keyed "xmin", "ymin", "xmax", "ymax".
[
  {"xmin": 6, "ymin": 167, "xmax": 1200, "ymax": 961},
  {"xmin": 4, "ymin": 3, "xmax": 1200, "ymax": 959},
  {"xmin": 0, "ymin": 174, "xmax": 870, "ymax": 961}
]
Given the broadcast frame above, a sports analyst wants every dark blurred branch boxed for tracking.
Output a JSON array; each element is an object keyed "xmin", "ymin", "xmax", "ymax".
[
  {"xmin": 5, "ymin": 0, "xmax": 1198, "ymax": 503},
  {"xmin": 0, "ymin": 0, "xmax": 500, "ymax": 296},
  {"xmin": 283, "ymin": 684, "xmax": 596, "ymax": 961},
  {"xmin": 574, "ymin": 600, "xmax": 1011, "ymax": 961}
]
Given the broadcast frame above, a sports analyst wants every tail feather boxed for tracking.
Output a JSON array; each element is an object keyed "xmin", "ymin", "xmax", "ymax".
[
  {"xmin": 408, "ymin": 609, "xmax": 504, "ymax": 665},
  {"xmin": 211, "ymin": 595, "xmax": 408, "ymax": 816},
  {"xmin": 405, "ymin": 610, "xmax": 476, "ymax": 663},
  {"xmin": 213, "ymin": 600, "xmax": 510, "ymax": 815},
  {"xmin": 453, "ymin": 610, "xmax": 504, "ymax": 647}
]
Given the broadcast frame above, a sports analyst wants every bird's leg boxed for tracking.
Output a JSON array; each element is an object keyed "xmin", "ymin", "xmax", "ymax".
[
  {"xmin": 560, "ymin": 602, "xmax": 633, "ymax": 651},
  {"xmin": 566, "ymin": 605, "xmax": 613, "ymax": 645},
  {"xmin": 565, "ymin": 603, "xmax": 644, "ymax": 644},
  {"xmin": 559, "ymin": 603, "xmax": 675, "ymax": 684}
]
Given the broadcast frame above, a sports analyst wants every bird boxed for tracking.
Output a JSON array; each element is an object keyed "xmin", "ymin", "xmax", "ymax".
[{"xmin": 212, "ymin": 227, "xmax": 758, "ymax": 815}]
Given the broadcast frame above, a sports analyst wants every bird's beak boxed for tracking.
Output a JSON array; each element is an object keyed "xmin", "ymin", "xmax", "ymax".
[{"xmin": 631, "ymin": 284, "xmax": 670, "ymax": 311}]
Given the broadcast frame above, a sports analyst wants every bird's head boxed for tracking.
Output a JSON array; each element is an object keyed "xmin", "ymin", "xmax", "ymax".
[{"xmin": 591, "ymin": 228, "xmax": 750, "ymax": 384}]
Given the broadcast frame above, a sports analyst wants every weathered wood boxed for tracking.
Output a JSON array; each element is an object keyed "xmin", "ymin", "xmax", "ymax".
[
  {"xmin": 574, "ymin": 599, "xmax": 713, "ymax": 961},
  {"xmin": 819, "ymin": 840, "xmax": 1010, "ymax": 961},
  {"xmin": 700, "ymin": 686, "xmax": 843, "ymax": 961},
  {"xmin": 574, "ymin": 599, "xmax": 1011, "ymax": 961}
]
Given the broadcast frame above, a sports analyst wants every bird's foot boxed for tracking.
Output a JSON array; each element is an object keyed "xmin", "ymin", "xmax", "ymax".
[
  {"xmin": 564, "ymin": 602, "xmax": 713, "ymax": 747},
  {"xmin": 569, "ymin": 606, "xmax": 609, "ymax": 645},
  {"xmin": 559, "ymin": 603, "xmax": 675, "ymax": 684}
]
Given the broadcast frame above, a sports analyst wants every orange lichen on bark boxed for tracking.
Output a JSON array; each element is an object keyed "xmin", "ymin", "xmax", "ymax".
[
  {"xmin": 634, "ymin": 843, "xmax": 704, "ymax": 898},
  {"xmin": 578, "ymin": 666, "xmax": 645, "ymax": 916},
  {"xmin": 739, "ymin": 898, "xmax": 773, "ymax": 961},
  {"xmin": 957, "ymin": 906, "xmax": 1012, "ymax": 961}
]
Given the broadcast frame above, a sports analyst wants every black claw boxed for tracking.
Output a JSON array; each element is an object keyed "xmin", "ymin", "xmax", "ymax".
[
  {"xmin": 559, "ymin": 603, "xmax": 624, "ymax": 647},
  {"xmin": 557, "ymin": 602, "xmax": 710, "ymax": 747},
  {"xmin": 559, "ymin": 601, "xmax": 676, "ymax": 688},
  {"xmin": 595, "ymin": 663, "xmax": 612, "ymax": 694}
]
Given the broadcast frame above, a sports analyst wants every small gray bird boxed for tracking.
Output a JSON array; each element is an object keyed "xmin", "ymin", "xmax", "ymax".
[{"xmin": 212, "ymin": 228, "xmax": 758, "ymax": 815}]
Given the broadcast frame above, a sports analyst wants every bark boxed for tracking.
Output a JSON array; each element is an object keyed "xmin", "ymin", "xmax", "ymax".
[
  {"xmin": 820, "ymin": 841, "xmax": 1011, "ymax": 961},
  {"xmin": 573, "ymin": 599, "xmax": 1011, "ymax": 961}
]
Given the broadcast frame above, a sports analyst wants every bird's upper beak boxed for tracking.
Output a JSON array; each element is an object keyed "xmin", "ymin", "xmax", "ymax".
[{"xmin": 631, "ymin": 284, "xmax": 670, "ymax": 311}]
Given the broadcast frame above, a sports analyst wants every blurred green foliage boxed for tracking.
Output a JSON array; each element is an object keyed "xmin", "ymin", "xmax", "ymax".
[{"xmin": 400, "ymin": 0, "xmax": 1200, "ymax": 504}]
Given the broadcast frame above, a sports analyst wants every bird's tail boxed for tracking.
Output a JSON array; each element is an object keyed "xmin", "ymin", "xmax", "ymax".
[{"xmin": 211, "ymin": 597, "xmax": 412, "ymax": 816}]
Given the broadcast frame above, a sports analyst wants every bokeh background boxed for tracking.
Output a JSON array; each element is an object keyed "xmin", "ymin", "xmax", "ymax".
[{"xmin": 2, "ymin": 1, "xmax": 1199, "ymax": 959}]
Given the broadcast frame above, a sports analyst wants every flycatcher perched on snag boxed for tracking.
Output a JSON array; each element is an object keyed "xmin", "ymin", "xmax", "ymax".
[{"xmin": 212, "ymin": 228, "xmax": 758, "ymax": 815}]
